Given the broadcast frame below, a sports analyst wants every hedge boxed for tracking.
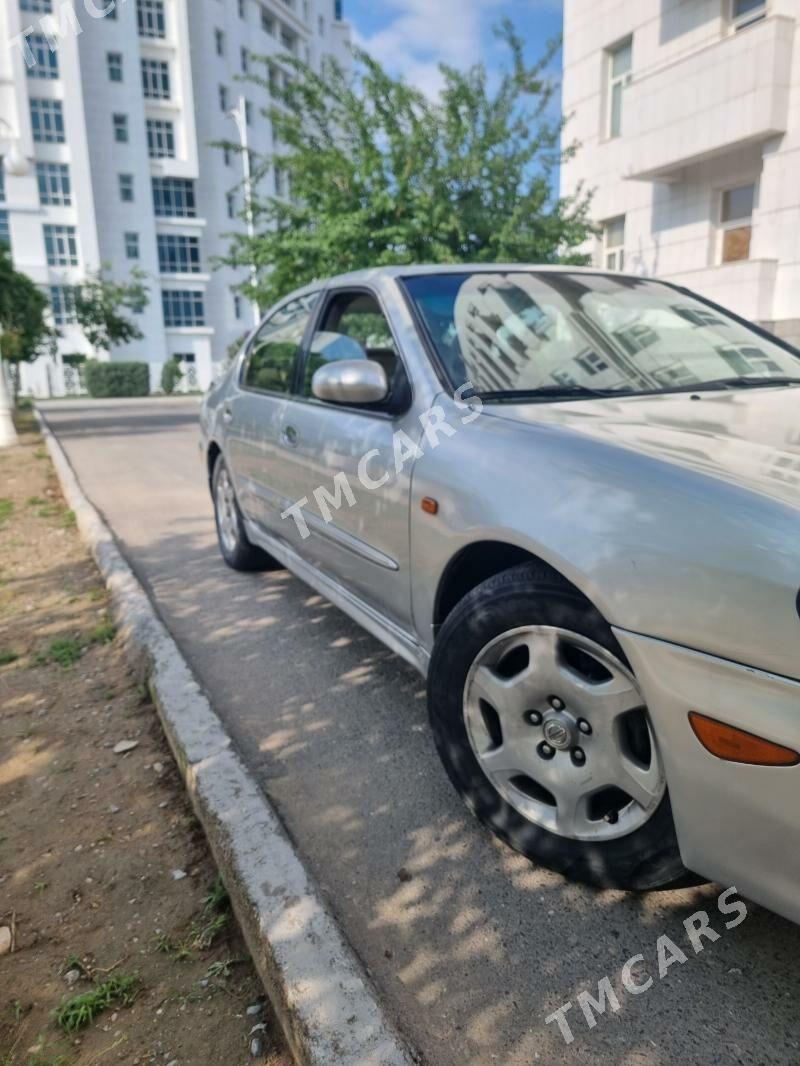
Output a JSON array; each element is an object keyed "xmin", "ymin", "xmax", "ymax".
[{"xmin": 85, "ymin": 361, "xmax": 150, "ymax": 398}]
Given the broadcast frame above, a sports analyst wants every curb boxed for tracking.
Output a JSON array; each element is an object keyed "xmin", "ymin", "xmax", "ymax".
[{"xmin": 35, "ymin": 409, "xmax": 415, "ymax": 1066}]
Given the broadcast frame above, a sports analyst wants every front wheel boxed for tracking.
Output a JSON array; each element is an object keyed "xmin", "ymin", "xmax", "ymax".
[
  {"xmin": 212, "ymin": 455, "xmax": 276, "ymax": 572},
  {"xmin": 428, "ymin": 562, "xmax": 697, "ymax": 890}
]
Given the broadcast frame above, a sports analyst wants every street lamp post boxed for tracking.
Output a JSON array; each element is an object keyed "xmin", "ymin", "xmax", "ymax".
[
  {"xmin": 0, "ymin": 118, "xmax": 30, "ymax": 448},
  {"xmin": 226, "ymin": 96, "xmax": 260, "ymax": 323}
]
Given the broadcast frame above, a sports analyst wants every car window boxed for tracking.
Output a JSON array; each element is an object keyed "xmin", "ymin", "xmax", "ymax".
[
  {"xmin": 303, "ymin": 291, "xmax": 401, "ymax": 398},
  {"xmin": 243, "ymin": 293, "xmax": 318, "ymax": 394}
]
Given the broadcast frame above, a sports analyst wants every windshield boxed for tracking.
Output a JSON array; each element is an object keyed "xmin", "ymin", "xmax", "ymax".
[{"xmin": 402, "ymin": 271, "xmax": 800, "ymax": 399}]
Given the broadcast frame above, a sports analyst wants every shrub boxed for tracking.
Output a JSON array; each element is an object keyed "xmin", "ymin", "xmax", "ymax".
[
  {"xmin": 160, "ymin": 357, "xmax": 184, "ymax": 396},
  {"xmin": 85, "ymin": 361, "xmax": 149, "ymax": 398}
]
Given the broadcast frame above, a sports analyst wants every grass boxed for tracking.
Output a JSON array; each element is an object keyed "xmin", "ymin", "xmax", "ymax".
[
  {"xmin": 34, "ymin": 447, "xmax": 47, "ymax": 460},
  {"xmin": 62, "ymin": 509, "xmax": 76, "ymax": 528},
  {"xmin": 0, "ymin": 499, "xmax": 13, "ymax": 526},
  {"xmin": 154, "ymin": 880, "xmax": 231, "ymax": 964},
  {"xmin": 26, "ymin": 495, "xmax": 46, "ymax": 507},
  {"xmin": 202, "ymin": 879, "xmax": 228, "ymax": 914},
  {"xmin": 90, "ymin": 621, "xmax": 116, "ymax": 645},
  {"xmin": 36, "ymin": 638, "xmax": 82, "ymax": 668},
  {"xmin": 54, "ymin": 974, "xmax": 139, "ymax": 1033},
  {"xmin": 0, "ymin": 649, "xmax": 19, "ymax": 666}
]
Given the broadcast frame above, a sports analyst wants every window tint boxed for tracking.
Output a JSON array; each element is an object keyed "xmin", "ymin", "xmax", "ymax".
[
  {"xmin": 304, "ymin": 291, "xmax": 399, "ymax": 397},
  {"xmin": 244, "ymin": 294, "xmax": 318, "ymax": 393}
]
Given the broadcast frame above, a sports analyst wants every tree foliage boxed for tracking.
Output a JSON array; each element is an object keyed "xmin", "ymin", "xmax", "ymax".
[
  {"xmin": 74, "ymin": 266, "xmax": 150, "ymax": 353},
  {"xmin": 0, "ymin": 246, "xmax": 53, "ymax": 364},
  {"xmin": 220, "ymin": 23, "xmax": 594, "ymax": 308}
]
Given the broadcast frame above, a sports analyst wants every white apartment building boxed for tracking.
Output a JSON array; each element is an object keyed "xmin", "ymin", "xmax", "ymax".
[
  {"xmin": 0, "ymin": 0, "xmax": 351, "ymax": 395},
  {"xmin": 560, "ymin": 0, "xmax": 800, "ymax": 348}
]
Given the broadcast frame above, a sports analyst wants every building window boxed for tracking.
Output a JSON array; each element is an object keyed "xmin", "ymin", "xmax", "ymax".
[
  {"xmin": 219, "ymin": 84, "xmax": 228, "ymax": 112},
  {"xmin": 0, "ymin": 211, "xmax": 9, "ymax": 250},
  {"xmin": 113, "ymin": 113, "xmax": 129, "ymax": 143},
  {"xmin": 152, "ymin": 177, "xmax": 196, "ymax": 217},
  {"xmin": 244, "ymin": 100, "xmax": 253, "ymax": 125},
  {"xmin": 238, "ymin": 0, "xmax": 244, "ymax": 17},
  {"xmin": 20, "ymin": 0, "xmax": 53, "ymax": 10},
  {"xmin": 226, "ymin": 192, "xmax": 235, "ymax": 219},
  {"xmin": 157, "ymin": 233, "xmax": 202, "ymax": 274},
  {"xmin": 274, "ymin": 167, "xmax": 286, "ymax": 197},
  {"xmin": 30, "ymin": 98, "xmax": 64, "ymax": 142},
  {"xmin": 107, "ymin": 51, "xmax": 123, "ymax": 82},
  {"xmin": 719, "ymin": 182, "xmax": 756, "ymax": 263},
  {"xmin": 37, "ymin": 161, "xmax": 71, "ymax": 206},
  {"xmin": 234, "ymin": 294, "xmax": 242, "ymax": 319},
  {"xmin": 119, "ymin": 173, "xmax": 134, "ymax": 202},
  {"xmin": 141, "ymin": 58, "xmax": 170, "ymax": 99},
  {"xmin": 281, "ymin": 28, "xmax": 298, "ymax": 53},
  {"xmin": 27, "ymin": 34, "xmax": 59, "ymax": 79},
  {"xmin": 125, "ymin": 231, "xmax": 140, "ymax": 259},
  {"xmin": 318, "ymin": 14, "xmax": 324, "ymax": 34},
  {"xmin": 162, "ymin": 290, "xmax": 205, "ymax": 327},
  {"xmin": 732, "ymin": 0, "xmax": 766, "ymax": 30},
  {"xmin": 262, "ymin": 9, "xmax": 275, "ymax": 34},
  {"xmin": 147, "ymin": 118, "xmax": 175, "ymax": 158},
  {"xmin": 44, "ymin": 224, "xmax": 78, "ymax": 266},
  {"xmin": 223, "ymin": 145, "xmax": 231, "ymax": 167},
  {"xmin": 606, "ymin": 38, "xmax": 632, "ymax": 139},
  {"xmin": 241, "ymin": 46, "xmax": 249, "ymax": 73},
  {"xmin": 215, "ymin": 28, "xmax": 225, "ymax": 55},
  {"xmin": 49, "ymin": 285, "xmax": 77, "ymax": 326},
  {"xmin": 603, "ymin": 216, "xmax": 626, "ymax": 271},
  {"xmin": 137, "ymin": 0, "xmax": 166, "ymax": 38}
]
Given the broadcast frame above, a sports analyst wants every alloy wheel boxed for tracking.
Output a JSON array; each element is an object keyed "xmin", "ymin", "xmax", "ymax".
[
  {"xmin": 215, "ymin": 467, "xmax": 239, "ymax": 555},
  {"xmin": 463, "ymin": 625, "xmax": 665, "ymax": 842}
]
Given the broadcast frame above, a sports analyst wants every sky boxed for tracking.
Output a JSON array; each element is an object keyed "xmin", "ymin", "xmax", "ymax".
[{"xmin": 342, "ymin": 0, "xmax": 564, "ymax": 100}]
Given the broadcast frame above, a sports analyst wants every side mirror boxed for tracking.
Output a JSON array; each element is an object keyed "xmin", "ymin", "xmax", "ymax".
[{"xmin": 311, "ymin": 358, "xmax": 389, "ymax": 406}]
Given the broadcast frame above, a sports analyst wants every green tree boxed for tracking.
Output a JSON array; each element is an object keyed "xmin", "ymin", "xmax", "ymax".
[
  {"xmin": 0, "ymin": 245, "xmax": 54, "ymax": 370},
  {"xmin": 74, "ymin": 266, "xmax": 150, "ymax": 354},
  {"xmin": 219, "ymin": 23, "xmax": 594, "ymax": 309}
]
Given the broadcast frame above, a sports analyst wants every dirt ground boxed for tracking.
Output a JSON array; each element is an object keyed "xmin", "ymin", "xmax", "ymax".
[{"xmin": 0, "ymin": 415, "xmax": 291, "ymax": 1066}]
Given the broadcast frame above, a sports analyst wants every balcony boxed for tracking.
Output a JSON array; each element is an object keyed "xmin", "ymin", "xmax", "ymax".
[{"xmin": 625, "ymin": 15, "xmax": 795, "ymax": 182}]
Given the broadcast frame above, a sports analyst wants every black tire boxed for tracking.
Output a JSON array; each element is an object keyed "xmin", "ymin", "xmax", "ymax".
[
  {"xmin": 428, "ymin": 562, "xmax": 700, "ymax": 891},
  {"xmin": 212, "ymin": 454, "xmax": 277, "ymax": 572}
]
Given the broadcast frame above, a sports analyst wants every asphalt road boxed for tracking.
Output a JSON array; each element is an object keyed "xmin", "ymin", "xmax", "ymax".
[{"xmin": 40, "ymin": 398, "xmax": 800, "ymax": 1066}]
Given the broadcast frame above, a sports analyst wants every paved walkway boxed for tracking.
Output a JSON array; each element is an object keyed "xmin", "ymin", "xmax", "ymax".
[{"xmin": 40, "ymin": 398, "xmax": 800, "ymax": 1066}]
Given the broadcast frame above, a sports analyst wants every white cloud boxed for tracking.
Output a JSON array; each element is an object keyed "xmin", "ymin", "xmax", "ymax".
[
  {"xmin": 352, "ymin": 0, "xmax": 504, "ymax": 99},
  {"xmin": 353, "ymin": 0, "xmax": 562, "ymax": 99}
]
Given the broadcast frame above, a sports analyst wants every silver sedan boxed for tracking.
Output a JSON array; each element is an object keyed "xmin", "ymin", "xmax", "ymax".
[{"xmin": 201, "ymin": 265, "xmax": 800, "ymax": 923}]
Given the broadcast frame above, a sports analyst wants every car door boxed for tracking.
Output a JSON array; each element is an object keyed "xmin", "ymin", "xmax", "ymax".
[
  {"xmin": 266, "ymin": 287, "xmax": 424, "ymax": 633},
  {"xmin": 223, "ymin": 292, "xmax": 319, "ymax": 537}
]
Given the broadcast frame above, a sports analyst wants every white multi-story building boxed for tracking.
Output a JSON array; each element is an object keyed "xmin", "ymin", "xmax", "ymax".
[
  {"xmin": 0, "ymin": 0, "xmax": 350, "ymax": 394},
  {"xmin": 561, "ymin": 0, "xmax": 800, "ymax": 348}
]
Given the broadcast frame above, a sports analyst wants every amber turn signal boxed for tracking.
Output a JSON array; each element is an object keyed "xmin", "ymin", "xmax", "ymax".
[
  {"xmin": 689, "ymin": 712, "xmax": 800, "ymax": 767},
  {"xmin": 421, "ymin": 497, "xmax": 439, "ymax": 515}
]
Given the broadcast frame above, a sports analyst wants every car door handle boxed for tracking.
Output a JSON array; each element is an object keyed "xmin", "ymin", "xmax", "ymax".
[
  {"xmin": 222, "ymin": 404, "xmax": 233, "ymax": 423},
  {"xmin": 281, "ymin": 425, "xmax": 299, "ymax": 448}
]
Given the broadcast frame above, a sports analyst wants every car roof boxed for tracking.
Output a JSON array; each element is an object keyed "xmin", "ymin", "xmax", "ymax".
[{"xmin": 282, "ymin": 263, "xmax": 653, "ymax": 303}]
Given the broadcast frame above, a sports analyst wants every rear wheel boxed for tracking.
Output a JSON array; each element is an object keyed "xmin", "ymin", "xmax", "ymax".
[
  {"xmin": 428, "ymin": 562, "xmax": 697, "ymax": 890},
  {"xmin": 212, "ymin": 455, "xmax": 276, "ymax": 572}
]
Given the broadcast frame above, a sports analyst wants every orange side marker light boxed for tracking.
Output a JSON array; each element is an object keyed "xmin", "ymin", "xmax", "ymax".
[
  {"xmin": 421, "ymin": 497, "xmax": 439, "ymax": 515},
  {"xmin": 689, "ymin": 712, "xmax": 799, "ymax": 766}
]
